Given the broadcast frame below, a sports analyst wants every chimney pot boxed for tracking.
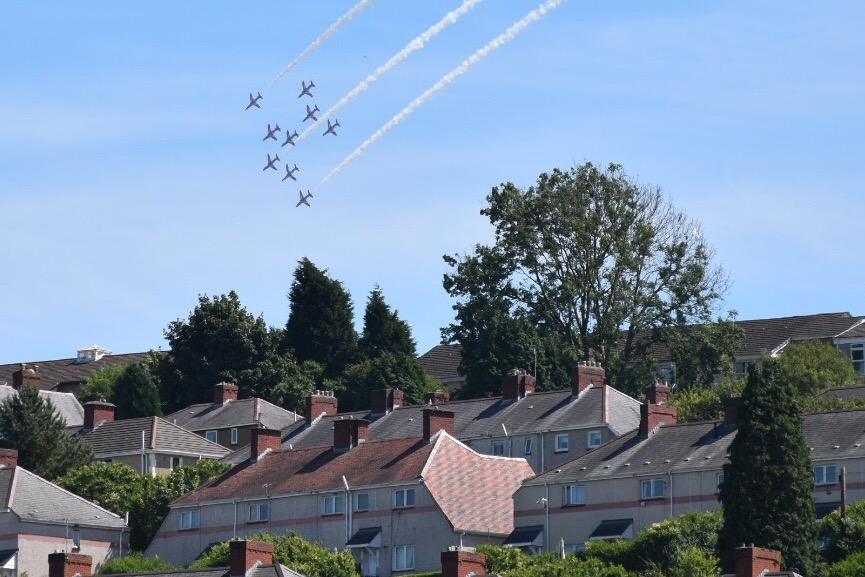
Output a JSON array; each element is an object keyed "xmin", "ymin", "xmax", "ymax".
[
  {"xmin": 12, "ymin": 363, "xmax": 41, "ymax": 390},
  {"xmin": 423, "ymin": 408, "xmax": 455, "ymax": 443},
  {"xmin": 441, "ymin": 548, "xmax": 487, "ymax": 577},
  {"xmin": 213, "ymin": 382, "xmax": 239, "ymax": 405},
  {"xmin": 0, "ymin": 449, "xmax": 17, "ymax": 469},
  {"xmin": 230, "ymin": 540, "xmax": 274, "ymax": 577},
  {"xmin": 645, "ymin": 378, "xmax": 671, "ymax": 405},
  {"xmin": 571, "ymin": 361, "xmax": 606, "ymax": 396},
  {"xmin": 251, "ymin": 428, "xmax": 281, "ymax": 461},
  {"xmin": 426, "ymin": 390, "xmax": 451, "ymax": 405},
  {"xmin": 83, "ymin": 400, "xmax": 115, "ymax": 430},
  {"xmin": 48, "ymin": 553, "xmax": 92, "ymax": 577},
  {"xmin": 334, "ymin": 419, "xmax": 369, "ymax": 451},
  {"xmin": 639, "ymin": 403, "xmax": 677, "ymax": 437},
  {"xmin": 305, "ymin": 390, "xmax": 338, "ymax": 423},
  {"xmin": 734, "ymin": 545, "xmax": 781, "ymax": 577},
  {"xmin": 502, "ymin": 370, "xmax": 536, "ymax": 400},
  {"xmin": 371, "ymin": 388, "xmax": 403, "ymax": 415}
]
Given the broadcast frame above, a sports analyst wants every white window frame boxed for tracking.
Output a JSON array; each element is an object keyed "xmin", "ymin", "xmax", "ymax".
[
  {"xmin": 554, "ymin": 433, "xmax": 569, "ymax": 453},
  {"xmin": 492, "ymin": 440, "xmax": 506, "ymax": 456},
  {"xmin": 72, "ymin": 525, "xmax": 81, "ymax": 551},
  {"xmin": 205, "ymin": 430, "xmax": 218, "ymax": 443},
  {"xmin": 170, "ymin": 456, "xmax": 183, "ymax": 471},
  {"xmin": 587, "ymin": 430, "xmax": 603, "ymax": 449},
  {"xmin": 814, "ymin": 465, "xmax": 838, "ymax": 486},
  {"xmin": 524, "ymin": 437, "xmax": 533, "ymax": 455},
  {"xmin": 641, "ymin": 478, "xmax": 666, "ymax": 499},
  {"xmin": 563, "ymin": 543, "xmax": 585, "ymax": 554},
  {"xmin": 248, "ymin": 502, "xmax": 269, "ymax": 522},
  {"xmin": 716, "ymin": 473, "xmax": 725, "ymax": 493},
  {"xmin": 355, "ymin": 493, "xmax": 370, "ymax": 512},
  {"xmin": 851, "ymin": 344, "xmax": 865, "ymax": 374},
  {"xmin": 180, "ymin": 509, "xmax": 200, "ymax": 530},
  {"xmin": 563, "ymin": 484, "xmax": 585, "ymax": 506},
  {"xmin": 323, "ymin": 494, "xmax": 344, "ymax": 515},
  {"xmin": 394, "ymin": 488, "xmax": 416, "ymax": 509},
  {"xmin": 392, "ymin": 545, "xmax": 415, "ymax": 571},
  {"xmin": 230, "ymin": 428, "xmax": 239, "ymax": 445}
]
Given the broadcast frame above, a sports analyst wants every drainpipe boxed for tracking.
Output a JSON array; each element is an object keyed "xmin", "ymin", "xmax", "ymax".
[
  {"xmin": 502, "ymin": 424, "xmax": 511, "ymax": 457},
  {"xmin": 343, "ymin": 475, "xmax": 352, "ymax": 543},
  {"xmin": 540, "ymin": 432, "xmax": 545, "ymax": 472},
  {"xmin": 544, "ymin": 483, "xmax": 550, "ymax": 553},
  {"xmin": 233, "ymin": 499, "xmax": 238, "ymax": 538},
  {"xmin": 668, "ymin": 471, "xmax": 674, "ymax": 517}
]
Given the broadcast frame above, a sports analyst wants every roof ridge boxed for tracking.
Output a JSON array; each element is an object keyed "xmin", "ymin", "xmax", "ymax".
[
  {"xmin": 14, "ymin": 467, "xmax": 126, "ymax": 521},
  {"xmin": 157, "ymin": 417, "xmax": 230, "ymax": 450},
  {"xmin": 0, "ymin": 350, "xmax": 155, "ymax": 367}
]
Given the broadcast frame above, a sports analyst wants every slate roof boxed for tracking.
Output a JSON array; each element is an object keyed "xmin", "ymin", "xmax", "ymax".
[
  {"xmin": 79, "ymin": 416, "xmax": 231, "ymax": 458},
  {"xmin": 0, "ymin": 352, "xmax": 153, "ymax": 392},
  {"xmin": 165, "ymin": 398, "xmax": 302, "ymax": 433},
  {"xmin": 527, "ymin": 408, "xmax": 865, "ymax": 485},
  {"xmin": 0, "ymin": 465, "xmax": 126, "ymax": 528},
  {"xmin": 819, "ymin": 385, "xmax": 865, "ymax": 402},
  {"xmin": 418, "ymin": 344, "xmax": 464, "ymax": 382},
  {"xmin": 0, "ymin": 385, "xmax": 84, "ymax": 428}
]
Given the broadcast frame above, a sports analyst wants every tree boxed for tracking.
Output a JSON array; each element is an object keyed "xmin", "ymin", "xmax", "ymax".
[
  {"xmin": 820, "ymin": 501, "xmax": 865, "ymax": 563},
  {"xmin": 780, "ymin": 340, "xmax": 856, "ymax": 396},
  {"xmin": 669, "ymin": 375, "xmax": 744, "ymax": 423},
  {"xmin": 114, "ymin": 364, "xmax": 162, "ymax": 419},
  {"xmin": 283, "ymin": 259, "xmax": 358, "ymax": 378},
  {"xmin": 663, "ymin": 314, "xmax": 744, "ymax": 389},
  {"xmin": 340, "ymin": 353, "xmax": 439, "ymax": 411},
  {"xmin": 443, "ymin": 163, "xmax": 727, "ymax": 397},
  {"xmin": 827, "ymin": 551, "xmax": 865, "ymax": 577},
  {"xmin": 0, "ymin": 384, "xmax": 92, "ymax": 480},
  {"xmin": 79, "ymin": 365, "xmax": 126, "ymax": 402},
  {"xmin": 718, "ymin": 357, "xmax": 820, "ymax": 574},
  {"xmin": 358, "ymin": 287, "xmax": 416, "ymax": 358},
  {"xmin": 99, "ymin": 552, "xmax": 173, "ymax": 574}
]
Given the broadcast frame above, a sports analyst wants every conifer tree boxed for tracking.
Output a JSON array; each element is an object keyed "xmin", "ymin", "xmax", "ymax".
[
  {"xmin": 0, "ymin": 384, "xmax": 92, "ymax": 480},
  {"xmin": 282, "ymin": 258, "xmax": 357, "ymax": 377},
  {"xmin": 114, "ymin": 364, "xmax": 162, "ymax": 419},
  {"xmin": 359, "ymin": 287, "xmax": 416, "ymax": 358},
  {"xmin": 718, "ymin": 357, "xmax": 819, "ymax": 574}
]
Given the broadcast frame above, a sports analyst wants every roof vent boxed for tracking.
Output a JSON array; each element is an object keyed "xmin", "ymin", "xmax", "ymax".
[{"xmin": 76, "ymin": 345, "xmax": 111, "ymax": 364}]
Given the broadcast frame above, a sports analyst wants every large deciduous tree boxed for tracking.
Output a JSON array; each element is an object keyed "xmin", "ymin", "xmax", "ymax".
[
  {"xmin": 779, "ymin": 340, "xmax": 856, "ymax": 396},
  {"xmin": 443, "ymin": 162, "xmax": 727, "ymax": 396}
]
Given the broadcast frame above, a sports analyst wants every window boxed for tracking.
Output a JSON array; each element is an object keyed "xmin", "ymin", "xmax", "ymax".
[
  {"xmin": 323, "ymin": 495, "xmax": 344, "ymax": 515},
  {"xmin": 524, "ymin": 438, "xmax": 533, "ymax": 455},
  {"xmin": 736, "ymin": 360, "xmax": 754, "ymax": 376},
  {"xmin": 641, "ymin": 479, "xmax": 666, "ymax": 500},
  {"xmin": 555, "ymin": 433, "xmax": 569, "ymax": 453},
  {"xmin": 815, "ymin": 465, "xmax": 839, "ymax": 486},
  {"xmin": 230, "ymin": 428, "xmax": 239, "ymax": 445},
  {"xmin": 180, "ymin": 509, "xmax": 200, "ymax": 530},
  {"xmin": 392, "ymin": 545, "xmax": 415, "ymax": 571},
  {"xmin": 394, "ymin": 488, "xmax": 416, "ymax": 509},
  {"xmin": 248, "ymin": 502, "xmax": 269, "ymax": 522},
  {"xmin": 716, "ymin": 473, "xmax": 725, "ymax": 493},
  {"xmin": 71, "ymin": 525, "xmax": 81, "ymax": 551},
  {"xmin": 563, "ymin": 544, "xmax": 585, "ymax": 554},
  {"xmin": 492, "ymin": 440, "xmax": 506, "ymax": 456},
  {"xmin": 205, "ymin": 430, "xmax": 218, "ymax": 443},
  {"xmin": 587, "ymin": 430, "xmax": 602, "ymax": 449},
  {"xmin": 852, "ymin": 344, "xmax": 864, "ymax": 374},
  {"xmin": 170, "ymin": 456, "xmax": 182, "ymax": 470},
  {"xmin": 563, "ymin": 485, "xmax": 585, "ymax": 506},
  {"xmin": 355, "ymin": 493, "xmax": 370, "ymax": 512}
]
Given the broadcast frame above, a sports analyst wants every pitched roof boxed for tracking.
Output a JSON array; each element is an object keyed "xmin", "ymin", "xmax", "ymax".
[
  {"xmin": 79, "ymin": 416, "xmax": 230, "ymax": 458},
  {"xmin": 165, "ymin": 398, "xmax": 302, "ymax": 433},
  {"xmin": 527, "ymin": 408, "xmax": 865, "ymax": 485},
  {"xmin": 0, "ymin": 351, "xmax": 153, "ymax": 392},
  {"xmin": 0, "ymin": 385, "xmax": 84, "ymax": 428},
  {"xmin": 0, "ymin": 465, "xmax": 126, "ymax": 528},
  {"xmin": 819, "ymin": 384, "xmax": 865, "ymax": 402},
  {"xmin": 418, "ymin": 345, "xmax": 464, "ymax": 382}
]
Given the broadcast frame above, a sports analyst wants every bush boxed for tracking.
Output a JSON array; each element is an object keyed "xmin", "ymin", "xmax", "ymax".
[
  {"xmin": 643, "ymin": 547, "xmax": 719, "ymax": 577},
  {"xmin": 828, "ymin": 551, "xmax": 865, "ymax": 577},
  {"xmin": 631, "ymin": 511, "xmax": 722, "ymax": 572},
  {"xmin": 669, "ymin": 377, "xmax": 744, "ymax": 423},
  {"xmin": 98, "ymin": 552, "xmax": 173, "ymax": 574},
  {"xmin": 506, "ymin": 555, "xmax": 630, "ymax": 577},
  {"xmin": 820, "ymin": 501, "xmax": 865, "ymax": 563},
  {"xmin": 475, "ymin": 545, "xmax": 530, "ymax": 574},
  {"xmin": 583, "ymin": 539, "xmax": 639, "ymax": 571}
]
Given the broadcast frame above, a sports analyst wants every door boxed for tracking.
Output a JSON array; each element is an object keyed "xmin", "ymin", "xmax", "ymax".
[{"xmin": 360, "ymin": 549, "xmax": 379, "ymax": 577}]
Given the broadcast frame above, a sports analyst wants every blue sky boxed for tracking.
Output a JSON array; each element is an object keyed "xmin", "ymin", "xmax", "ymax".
[{"xmin": 1, "ymin": 1, "xmax": 863, "ymax": 363}]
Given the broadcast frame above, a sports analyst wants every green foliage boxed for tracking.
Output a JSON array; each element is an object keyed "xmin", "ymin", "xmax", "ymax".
[
  {"xmin": 644, "ymin": 547, "xmax": 719, "ymax": 577},
  {"xmin": 79, "ymin": 365, "xmax": 126, "ymax": 402},
  {"xmin": 820, "ymin": 501, "xmax": 865, "ymax": 563},
  {"xmin": 443, "ymin": 162, "xmax": 726, "ymax": 397},
  {"xmin": 476, "ymin": 544, "xmax": 531, "ymax": 574},
  {"xmin": 780, "ymin": 340, "xmax": 856, "ymax": 396},
  {"xmin": 283, "ymin": 258, "xmax": 358, "ymax": 379},
  {"xmin": 669, "ymin": 376, "xmax": 744, "ymax": 423},
  {"xmin": 56, "ymin": 462, "xmax": 144, "ymax": 516},
  {"xmin": 98, "ymin": 552, "xmax": 173, "ymax": 574},
  {"xmin": 192, "ymin": 533, "xmax": 359, "ymax": 577},
  {"xmin": 632, "ymin": 511, "xmax": 722, "ymax": 573},
  {"xmin": 663, "ymin": 314, "xmax": 744, "ymax": 389},
  {"xmin": 583, "ymin": 539, "xmax": 638, "ymax": 570},
  {"xmin": 718, "ymin": 357, "xmax": 820, "ymax": 574},
  {"xmin": 114, "ymin": 364, "xmax": 162, "ymax": 419},
  {"xmin": 0, "ymin": 383, "xmax": 93, "ymax": 480},
  {"xmin": 474, "ymin": 547, "xmax": 630, "ymax": 577},
  {"xmin": 827, "ymin": 551, "xmax": 865, "ymax": 577},
  {"xmin": 340, "ymin": 352, "xmax": 439, "ymax": 411},
  {"xmin": 359, "ymin": 287, "xmax": 416, "ymax": 358}
]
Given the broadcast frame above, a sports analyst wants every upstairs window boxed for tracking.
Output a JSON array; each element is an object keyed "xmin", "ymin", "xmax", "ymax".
[
  {"xmin": 180, "ymin": 509, "xmax": 200, "ymax": 530},
  {"xmin": 587, "ymin": 430, "xmax": 603, "ymax": 449},
  {"xmin": 323, "ymin": 495, "xmax": 344, "ymax": 515},
  {"xmin": 555, "ymin": 434, "xmax": 569, "ymax": 453},
  {"xmin": 248, "ymin": 502, "xmax": 269, "ymax": 522},
  {"xmin": 493, "ymin": 440, "xmax": 506, "ymax": 456},
  {"xmin": 563, "ymin": 485, "xmax": 585, "ymax": 506},
  {"xmin": 394, "ymin": 488, "xmax": 416, "ymax": 509},
  {"xmin": 230, "ymin": 428, "xmax": 239, "ymax": 445},
  {"xmin": 524, "ymin": 438, "xmax": 534, "ymax": 455},
  {"xmin": 852, "ymin": 344, "xmax": 865, "ymax": 374},
  {"xmin": 814, "ymin": 465, "xmax": 838, "ymax": 486},
  {"xmin": 355, "ymin": 493, "xmax": 370, "ymax": 512},
  {"xmin": 205, "ymin": 430, "xmax": 218, "ymax": 443},
  {"xmin": 641, "ymin": 479, "xmax": 666, "ymax": 500},
  {"xmin": 716, "ymin": 473, "xmax": 725, "ymax": 493}
]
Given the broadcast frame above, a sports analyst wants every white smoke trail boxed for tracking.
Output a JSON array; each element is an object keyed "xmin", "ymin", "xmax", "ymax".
[
  {"xmin": 299, "ymin": 0, "xmax": 484, "ymax": 142},
  {"xmin": 270, "ymin": 0, "xmax": 377, "ymax": 88},
  {"xmin": 319, "ymin": 0, "xmax": 566, "ymax": 187}
]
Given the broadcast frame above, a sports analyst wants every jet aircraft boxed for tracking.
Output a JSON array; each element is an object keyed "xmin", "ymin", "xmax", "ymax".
[
  {"xmin": 282, "ymin": 164, "xmax": 300, "ymax": 181},
  {"xmin": 262, "ymin": 123, "xmax": 281, "ymax": 141},
  {"xmin": 282, "ymin": 130, "xmax": 299, "ymax": 147},
  {"xmin": 323, "ymin": 119, "xmax": 340, "ymax": 136},
  {"xmin": 303, "ymin": 104, "xmax": 319, "ymax": 123},
  {"xmin": 246, "ymin": 92, "xmax": 263, "ymax": 110},
  {"xmin": 263, "ymin": 153, "xmax": 280, "ymax": 171},
  {"xmin": 298, "ymin": 81, "xmax": 315, "ymax": 98},
  {"xmin": 296, "ymin": 190, "xmax": 313, "ymax": 207}
]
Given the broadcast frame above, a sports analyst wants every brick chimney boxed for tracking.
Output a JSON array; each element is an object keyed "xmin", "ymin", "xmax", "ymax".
[
  {"xmin": 371, "ymin": 388, "xmax": 404, "ymax": 415},
  {"xmin": 639, "ymin": 403, "xmax": 677, "ymax": 437},
  {"xmin": 441, "ymin": 548, "xmax": 487, "ymax": 577},
  {"xmin": 12, "ymin": 363, "xmax": 41, "ymax": 389},
  {"xmin": 213, "ymin": 382, "xmax": 239, "ymax": 405},
  {"xmin": 571, "ymin": 361, "xmax": 605, "ymax": 396},
  {"xmin": 83, "ymin": 400, "xmax": 115, "ymax": 430},
  {"xmin": 423, "ymin": 408, "xmax": 455, "ymax": 442},
  {"xmin": 734, "ymin": 545, "xmax": 782, "ymax": 577},
  {"xmin": 48, "ymin": 552, "xmax": 92, "ymax": 577},
  {"xmin": 305, "ymin": 390, "xmax": 338, "ymax": 423},
  {"xmin": 230, "ymin": 540, "xmax": 274, "ymax": 577},
  {"xmin": 0, "ymin": 449, "xmax": 17, "ymax": 469},
  {"xmin": 426, "ymin": 390, "xmax": 451, "ymax": 405},
  {"xmin": 724, "ymin": 397, "xmax": 741, "ymax": 424},
  {"xmin": 334, "ymin": 418, "xmax": 369, "ymax": 452},
  {"xmin": 645, "ymin": 378, "xmax": 671, "ymax": 405},
  {"xmin": 502, "ymin": 370, "xmax": 536, "ymax": 401},
  {"xmin": 251, "ymin": 427, "xmax": 281, "ymax": 461}
]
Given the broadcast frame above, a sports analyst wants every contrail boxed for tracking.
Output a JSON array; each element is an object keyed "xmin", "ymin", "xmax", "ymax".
[
  {"xmin": 299, "ymin": 0, "xmax": 484, "ymax": 142},
  {"xmin": 270, "ymin": 0, "xmax": 377, "ymax": 88},
  {"xmin": 319, "ymin": 0, "xmax": 566, "ymax": 187}
]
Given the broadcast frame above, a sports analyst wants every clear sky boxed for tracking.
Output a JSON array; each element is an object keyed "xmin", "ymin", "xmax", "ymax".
[{"xmin": 1, "ymin": 1, "xmax": 863, "ymax": 364}]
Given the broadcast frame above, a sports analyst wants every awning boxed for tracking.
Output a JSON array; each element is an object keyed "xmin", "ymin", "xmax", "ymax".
[
  {"xmin": 0, "ymin": 550, "xmax": 17, "ymax": 570},
  {"xmin": 589, "ymin": 519, "xmax": 634, "ymax": 540},
  {"xmin": 504, "ymin": 526, "xmax": 544, "ymax": 547},
  {"xmin": 346, "ymin": 526, "xmax": 382, "ymax": 548},
  {"xmin": 815, "ymin": 502, "xmax": 841, "ymax": 519}
]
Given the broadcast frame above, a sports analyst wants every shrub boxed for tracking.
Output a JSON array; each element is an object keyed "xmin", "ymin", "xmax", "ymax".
[
  {"xmin": 99, "ymin": 553, "xmax": 172, "ymax": 574},
  {"xmin": 632, "ymin": 511, "xmax": 722, "ymax": 572},
  {"xmin": 820, "ymin": 501, "xmax": 865, "ymax": 563},
  {"xmin": 827, "ymin": 551, "xmax": 865, "ymax": 577}
]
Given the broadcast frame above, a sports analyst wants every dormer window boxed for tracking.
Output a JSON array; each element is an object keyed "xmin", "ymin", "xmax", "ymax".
[{"xmin": 76, "ymin": 345, "xmax": 111, "ymax": 364}]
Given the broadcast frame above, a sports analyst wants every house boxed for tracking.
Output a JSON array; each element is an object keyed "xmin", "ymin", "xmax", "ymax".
[
  {"xmin": 77, "ymin": 401, "xmax": 230, "ymax": 475},
  {"xmin": 0, "ymin": 384, "xmax": 84, "ymax": 429},
  {"xmin": 223, "ymin": 363, "xmax": 641, "ymax": 473},
  {"xmin": 0, "ymin": 449, "xmax": 128, "ymax": 577},
  {"xmin": 0, "ymin": 348, "xmax": 154, "ymax": 395},
  {"xmin": 147, "ymin": 409, "xmax": 535, "ymax": 574},
  {"xmin": 509, "ymin": 380, "xmax": 865, "ymax": 553},
  {"xmin": 418, "ymin": 344, "xmax": 466, "ymax": 390},
  {"xmin": 164, "ymin": 383, "xmax": 303, "ymax": 449}
]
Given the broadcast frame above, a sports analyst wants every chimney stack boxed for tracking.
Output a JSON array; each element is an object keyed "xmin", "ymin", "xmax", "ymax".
[
  {"xmin": 213, "ymin": 382, "xmax": 239, "ymax": 405},
  {"xmin": 639, "ymin": 404, "xmax": 677, "ymax": 437},
  {"xmin": 371, "ymin": 388, "xmax": 404, "ymax": 415},
  {"xmin": 12, "ymin": 363, "xmax": 41, "ymax": 390},
  {"xmin": 0, "ymin": 449, "xmax": 17, "ymax": 469},
  {"xmin": 426, "ymin": 390, "xmax": 451, "ymax": 405},
  {"xmin": 230, "ymin": 540, "xmax": 274, "ymax": 577},
  {"xmin": 645, "ymin": 378, "xmax": 671, "ymax": 405},
  {"xmin": 83, "ymin": 400, "xmax": 115, "ymax": 430},
  {"xmin": 305, "ymin": 390, "xmax": 338, "ymax": 423},
  {"xmin": 423, "ymin": 408, "xmax": 455, "ymax": 443},
  {"xmin": 571, "ymin": 361, "xmax": 605, "ymax": 396},
  {"xmin": 734, "ymin": 545, "xmax": 782, "ymax": 577},
  {"xmin": 441, "ymin": 548, "xmax": 487, "ymax": 577},
  {"xmin": 48, "ymin": 553, "xmax": 92, "ymax": 577},
  {"xmin": 334, "ymin": 418, "xmax": 369, "ymax": 452},
  {"xmin": 251, "ymin": 427, "xmax": 281, "ymax": 461},
  {"xmin": 724, "ymin": 397, "xmax": 741, "ymax": 424},
  {"xmin": 502, "ymin": 370, "xmax": 536, "ymax": 401}
]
